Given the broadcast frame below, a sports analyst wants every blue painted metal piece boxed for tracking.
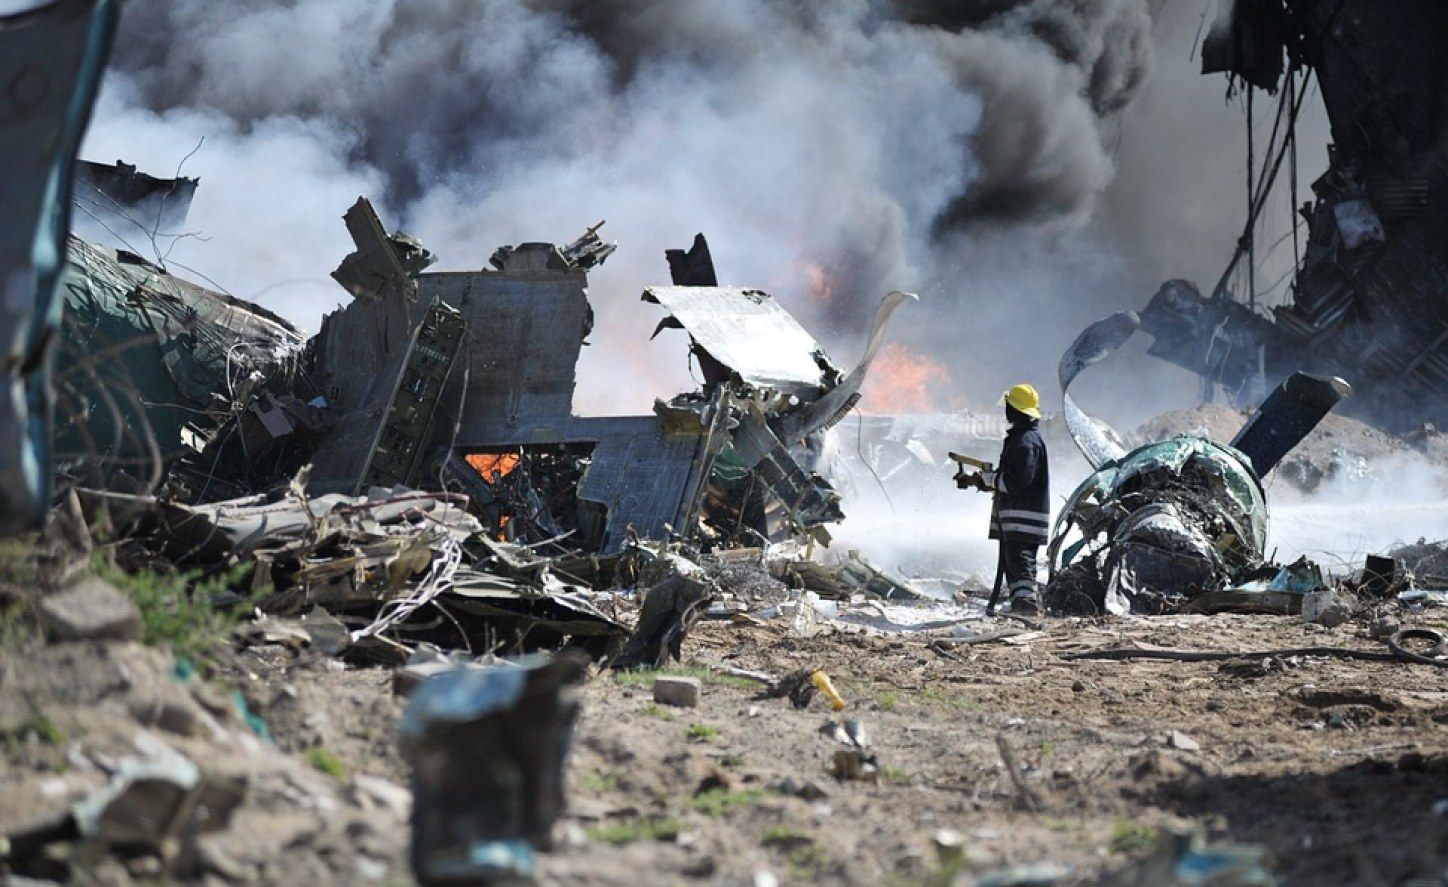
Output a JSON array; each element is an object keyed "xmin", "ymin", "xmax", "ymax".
[{"xmin": 0, "ymin": 0, "xmax": 117, "ymax": 534}]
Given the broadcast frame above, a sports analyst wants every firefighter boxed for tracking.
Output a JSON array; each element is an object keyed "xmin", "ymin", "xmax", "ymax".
[{"xmin": 958, "ymin": 383, "xmax": 1051, "ymax": 615}]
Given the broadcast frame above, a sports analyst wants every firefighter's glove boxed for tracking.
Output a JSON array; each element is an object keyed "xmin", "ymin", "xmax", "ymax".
[{"xmin": 956, "ymin": 471, "xmax": 991, "ymax": 492}]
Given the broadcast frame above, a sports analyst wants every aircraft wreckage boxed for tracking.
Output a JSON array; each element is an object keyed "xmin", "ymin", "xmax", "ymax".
[
  {"xmin": 1135, "ymin": 0, "xmax": 1448, "ymax": 437},
  {"xmin": 1046, "ymin": 310, "xmax": 1351, "ymax": 616},
  {"xmin": 51, "ymin": 193, "xmax": 914, "ymax": 558}
]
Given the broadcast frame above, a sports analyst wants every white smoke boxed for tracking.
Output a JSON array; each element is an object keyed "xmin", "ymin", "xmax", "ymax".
[{"xmin": 1267, "ymin": 452, "xmax": 1448, "ymax": 574}]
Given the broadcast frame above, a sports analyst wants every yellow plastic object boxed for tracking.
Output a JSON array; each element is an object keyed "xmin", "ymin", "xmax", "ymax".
[
  {"xmin": 810, "ymin": 671, "xmax": 846, "ymax": 711},
  {"xmin": 1000, "ymin": 383, "xmax": 1042, "ymax": 418}
]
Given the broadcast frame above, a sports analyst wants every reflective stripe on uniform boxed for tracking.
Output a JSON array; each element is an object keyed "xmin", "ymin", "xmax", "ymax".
[
  {"xmin": 998, "ymin": 507, "xmax": 1048, "ymax": 541},
  {"xmin": 999, "ymin": 522, "xmax": 1048, "ymax": 540}
]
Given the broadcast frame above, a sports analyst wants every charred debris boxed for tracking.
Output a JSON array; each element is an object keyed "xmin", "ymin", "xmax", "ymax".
[{"xmin": 45, "ymin": 167, "xmax": 928, "ymax": 664}]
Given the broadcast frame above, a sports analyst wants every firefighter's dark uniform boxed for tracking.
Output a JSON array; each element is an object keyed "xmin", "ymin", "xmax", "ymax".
[{"xmin": 986, "ymin": 413, "xmax": 1050, "ymax": 608}]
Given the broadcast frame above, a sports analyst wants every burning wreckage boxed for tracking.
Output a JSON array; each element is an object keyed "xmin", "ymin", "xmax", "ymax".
[{"xmin": 39, "ymin": 169, "xmax": 921, "ymax": 662}]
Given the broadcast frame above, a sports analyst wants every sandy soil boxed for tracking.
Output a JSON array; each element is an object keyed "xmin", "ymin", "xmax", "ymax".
[{"xmin": 3, "ymin": 584, "xmax": 1446, "ymax": 886}]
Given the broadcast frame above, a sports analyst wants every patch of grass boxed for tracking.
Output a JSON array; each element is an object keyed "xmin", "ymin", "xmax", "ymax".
[
  {"xmin": 689, "ymin": 786, "xmax": 768, "ymax": 817},
  {"xmin": 785, "ymin": 844, "xmax": 831, "ymax": 880},
  {"xmin": 717, "ymin": 752, "xmax": 745, "ymax": 768},
  {"xmin": 879, "ymin": 765, "xmax": 912, "ymax": 784},
  {"xmin": 580, "ymin": 770, "xmax": 621, "ymax": 793},
  {"xmin": 761, "ymin": 825, "xmax": 810, "ymax": 846},
  {"xmin": 0, "ymin": 536, "xmax": 43, "ymax": 586},
  {"xmin": 0, "ymin": 601, "xmax": 39, "ymax": 651},
  {"xmin": 685, "ymin": 723, "xmax": 719, "ymax": 741},
  {"xmin": 641, "ymin": 703, "xmax": 674, "ymax": 721},
  {"xmin": 3, "ymin": 712, "xmax": 67, "ymax": 755},
  {"xmin": 0, "ymin": 537, "xmax": 46, "ymax": 651},
  {"xmin": 1109, "ymin": 817, "xmax": 1159, "ymax": 855},
  {"xmin": 876, "ymin": 691, "xmax": 898, "ymax": 711},
  {"xmin": 586, "ymin": 817, "xmax": 683, "ymax": 845},
  {"xmin": 97, "ymin": 560, "xmax": 257, "ymax": 666},
  {"xmin": 306, "ymin": 745, "xmax": 347, "ymax": 780},
  {"xmin": 915, "ymin": 686, "xmax": 977, "ymax": 711},
  {"xmin": 611, "ymin": 664, "xmax": 759, "ymax": 690},
  {"xmin": 1040, "ymin": 741, "xmax": 1055, "ymax": 756},
  {"xmin": 1044, "ymin": 816, "xmax": 1080, "ymax": 833}
]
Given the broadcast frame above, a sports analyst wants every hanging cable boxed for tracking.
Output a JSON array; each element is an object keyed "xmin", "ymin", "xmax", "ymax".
[
  {"xmin": 1246, "ymin": 86, "xmax": 1256, "ymax": 308},
  {"xmin": 1289, "ymin": 64, "xmax": 1301, "ymax": 291},
  {"xmin": 1210, "ymin": 68, "xmax": 1315, "ymax": 303}
]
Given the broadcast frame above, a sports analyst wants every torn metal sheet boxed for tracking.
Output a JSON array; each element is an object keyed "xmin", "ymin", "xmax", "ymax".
[
  {"xmin": 401, "ymin": 652, "xmax": 587, "ymax": 886},
  {"xmin": 72, "ymin": 159, "xmax": 198, "ymax": 250},
  {"xmin": 1058, "ymin": 311, "xmax": 1138, "ymax": 469},
  {"xmin": 643, "ymin": 286, "xmax": 841, "ymax": 399},
  {"xmin": 611, "ymin": 573, "xmax": 713, "ymax": 669},
  {"xmin": 0, "ymin": 0, "xmax": 117, "ymax": 534},
  {"xmin": 306, "ymin": 211, "xmax": 907, "ymax": 554}
]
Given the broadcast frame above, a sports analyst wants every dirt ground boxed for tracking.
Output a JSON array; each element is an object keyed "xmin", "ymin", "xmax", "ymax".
[{"xmin": 3, "ymin": 582, "xmax": 1447, "ymax": 886}]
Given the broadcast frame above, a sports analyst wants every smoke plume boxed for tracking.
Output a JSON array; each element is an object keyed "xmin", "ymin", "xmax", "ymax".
[{"xmin": 84, "ymin": 0, "xmax": 1169, "ymax": 415}]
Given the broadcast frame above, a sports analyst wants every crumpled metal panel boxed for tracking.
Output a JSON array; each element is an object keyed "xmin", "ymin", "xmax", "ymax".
[
  {"xmin": 57, "ymin": 238, "xmax": 305, "ymax": 469},
  {"xmin": 572, "ymin": 412, "xmax": 725, "ymax": 551},
  {"xmin": 1049, "ymin": 435, "xmax": 1268, "ymax": 594},
  {"xmin": 1058, "ymin": 310, "xmax": 1139, "ymax": 469},
  {"xmin": 642, "ymin": 286, "xmax": 839, "ymax": 397}
]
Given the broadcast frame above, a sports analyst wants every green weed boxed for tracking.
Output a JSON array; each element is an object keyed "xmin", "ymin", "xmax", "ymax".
[
  {"xmin": 611, "ymin": 664, "xmax": 759, "ymax": 690},
  {"xmin": 3, "ymin": 712, "xmax": 67, "ymax": 755},
  {"xmin": 641, "ymin": 703, "xmax": 674, "ymax": 721},
  {"xmin": 689, "ymin": 786, "xmax": 768, "ymax": 817},
  {"xmin": 915, "ymin": 686, "xmax": 977, "ymax": 711},
  {"xmin": 306, "ymin": 745, "xmax": 347, "ymax": 780},
  {"xmin": 879, "ymin": 765, "xmax": 912, "ymax": 784},
  {"xmin": 580, "ymin": 770, "xmax": 621, "ymax": 793},
  {"xmin": 586, "ymin": 817, "xmax": 683, "ymax": 845},
  {"xmin": 685, "ymin": 723, "xmax": 719, "ymax": 741},
  {"xmin": 1109, "ymin": 817, "xmax": 1159, "ymax": 855},
  {"xmin": 97, "ymin": 559, "xmax": 257, "ymax": 666},
  {"xmin": 761, "ymin": 825, "xmax": 809, "ymax": 846},
  {"xmin": 876, "ymin": 691, "xmax": 898, "ymax": 711},
  {"xmin": 785, "ymin": 845, "xmax": 831, "ymax": 880}
]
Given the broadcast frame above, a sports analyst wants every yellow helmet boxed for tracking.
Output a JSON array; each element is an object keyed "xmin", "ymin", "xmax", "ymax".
[{"xmin": 1001, "ymin": 383, "xmax": 1042, "ymax": 418}]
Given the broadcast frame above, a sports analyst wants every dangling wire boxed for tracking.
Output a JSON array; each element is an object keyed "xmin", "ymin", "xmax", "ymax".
[
  {"xmin": 1289, "ymin": 65, "xmax": 1301, "ymax": 290},
  {"xmin": 1246, "ymin": 86, "xmax": 1256, "ymax": 308}
]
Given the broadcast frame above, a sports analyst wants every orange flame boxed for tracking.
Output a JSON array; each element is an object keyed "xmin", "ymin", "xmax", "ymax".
[
  {"xmin": 465, "ymin": 452, "xmax": 520, "ymax": 479},
  {"xmin": 803, "ymin": 262, "xmax": 834, "ymax": 302},
  {"xmin": 859, "ymin": 343, "xmax": 952, "ymax": 414}
]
